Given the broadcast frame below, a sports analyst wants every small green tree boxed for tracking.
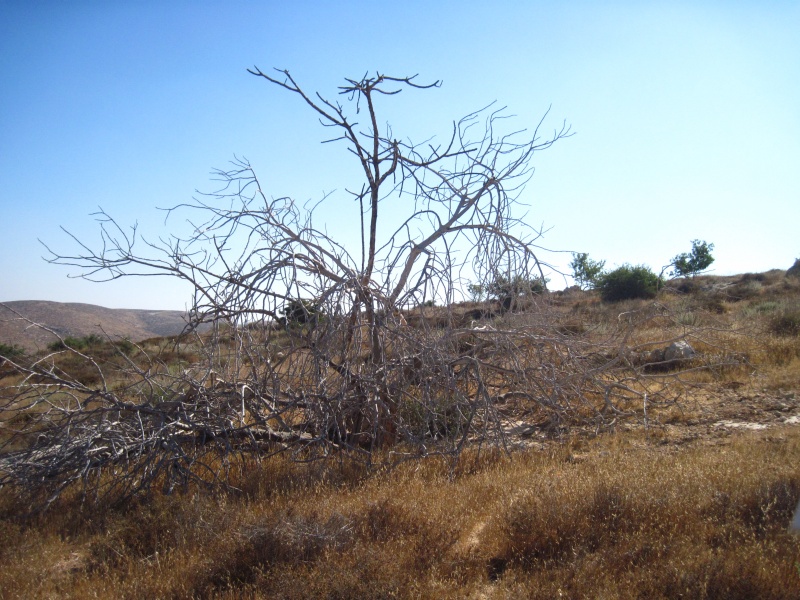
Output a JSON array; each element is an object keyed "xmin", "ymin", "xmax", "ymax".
[
  {"xmin": 596, "ymin": 264, "xmax": 661, "ymax": 302},
  {"xmin": 467, "ymin": 283, "xmax": 486, "ymax": 302},
  {"xmin": 671, "ymin": 240, "xmax": 715, "ymax": 278},
  {"xmin": 569, "ymin": 252, "xmax": 606, "ymax": 290},
  {"xmin": 486, "ymin": 273, "xmax": 548, "ymax": 310}
]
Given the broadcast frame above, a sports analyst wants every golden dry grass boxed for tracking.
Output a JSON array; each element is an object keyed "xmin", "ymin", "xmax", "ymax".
[
  {"xmin": 1, "ymin": 428, "xmax": 799, "ymax": 599},
  {"xmin": 2, "ymin": 270, "xmax": 800, "ymax": 598}
]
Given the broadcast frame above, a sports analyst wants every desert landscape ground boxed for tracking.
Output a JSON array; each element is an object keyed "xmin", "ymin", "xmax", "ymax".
[{"xmin": 1, "ymin": 268, "xmax": 800, "ymax": 598}]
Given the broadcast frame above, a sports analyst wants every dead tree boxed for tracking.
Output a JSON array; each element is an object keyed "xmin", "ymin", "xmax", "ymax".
[
  {"xmin": 41, "ymin": 69, "xmax": 570, "ymax": 438},
  {"xmin": 3, "ymin": 69, "xmax": 715, "ymax": 510}
]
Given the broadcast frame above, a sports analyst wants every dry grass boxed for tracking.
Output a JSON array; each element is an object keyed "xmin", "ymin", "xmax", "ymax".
[
  {"xmin": 486, "ymin": 433, "xmax": 800, "ymax": 598},
  {"xmin": 2, "ymin": 269, "xmax": 800, "ymax": 598},
  {"xmin": 1, "ymin": 429, "xmax": 799, "ymax": 598}
]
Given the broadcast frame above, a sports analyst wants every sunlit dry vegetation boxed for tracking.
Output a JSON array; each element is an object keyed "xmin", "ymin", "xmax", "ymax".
[
  {"xmin": 0, "ymin": 429, "xmax": 798, "ymax": 598},
  {"xmin": 2, "ymin": 68, "xmax": 800, "ymax": 596},
  {"xmin": 2, "ymin": 269, "xmax": 800, "ymax": 597}
]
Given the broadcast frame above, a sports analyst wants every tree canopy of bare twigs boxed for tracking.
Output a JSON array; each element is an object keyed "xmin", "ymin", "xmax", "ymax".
[{"xmin": 0, "ymin": 69, "xmax": 730, "ymax": 513}]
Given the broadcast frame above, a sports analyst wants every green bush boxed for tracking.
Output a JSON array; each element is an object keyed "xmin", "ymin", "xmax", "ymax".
[
  {"xmin": 0, "ymin": 342, "xmax": 25, "ymax": 361},
  {"xmin": 114, "ymin": 337, "xmax": 135, "ymax": 354},
  {"xmin": 47, "ymin": 334, "xmax": 106, "ymax": 352},
  {"xmin": 82, "ymin": 334, "xmax": 104, "ymax": 347},
  {"xmin": 280, "ymin": 298, "xmax": 324, "ymax": 326},
  {"xmin": 49, "ymin": 337, "xmax": 79, "ymax": 352},
  {"xmin": 596, "ymin": 264, "xmax": 661, "ymax": 302}
]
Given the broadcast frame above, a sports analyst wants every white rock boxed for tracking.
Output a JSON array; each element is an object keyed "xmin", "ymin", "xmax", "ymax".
[{"xmin": 664, "ymin": 340, "xmax": 695, "ymax": 362}]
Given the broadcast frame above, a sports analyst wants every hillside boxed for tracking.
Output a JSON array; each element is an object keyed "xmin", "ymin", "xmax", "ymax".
[{"xmin": 0, "ymin": 300, "xmax": 194, "ymax": 352}]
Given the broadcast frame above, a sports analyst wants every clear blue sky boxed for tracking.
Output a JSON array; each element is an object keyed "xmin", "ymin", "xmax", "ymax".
[{"xmin": 1, "ymin": 1, "xmax": 798, "ymax": 310}]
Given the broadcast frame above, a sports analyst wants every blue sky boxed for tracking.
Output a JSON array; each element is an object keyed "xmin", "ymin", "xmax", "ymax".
[{"xmin": 1, "ymin": 1, "xmax": 798, "ymax": 310}]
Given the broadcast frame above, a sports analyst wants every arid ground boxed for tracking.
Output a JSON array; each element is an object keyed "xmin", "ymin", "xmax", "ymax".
[{"xmin": 1, "ymin": 269, "xmax": 799, "ymax": 599}]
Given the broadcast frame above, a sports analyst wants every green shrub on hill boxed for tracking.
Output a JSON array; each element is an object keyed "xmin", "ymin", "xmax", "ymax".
[
  {"xmin": 0, "ymin": 342, "xmax": 25, "ymax": 360},
  {"xmin": 48, "ymin": 334, "xmax": 105, "ymax": 352},
  {"xmin": 596, "ymin": 264, "xmax": 661, "ymax": 302},
  {"xmin": 114, "ymin": 337, "xmax": 135, "ymax": 354}
]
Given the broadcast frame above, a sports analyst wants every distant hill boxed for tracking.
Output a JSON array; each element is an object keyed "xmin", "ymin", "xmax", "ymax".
[{"xmin": 0, "ymin": 301, "xmax": 196, "ymax": 353}]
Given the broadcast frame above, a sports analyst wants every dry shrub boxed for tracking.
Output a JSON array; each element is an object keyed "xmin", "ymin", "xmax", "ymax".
[
  {"xmin": 555, "ymin": 319, "xmax": 587, "ymax": 336},
  {"xmin": 188, "ymin": 510, "xmax": 357, "ymax": 594},
  {"xmin": 770, "ymin": 311, "xmax": 800, "ymax": 337},
  {"xmin": 726, "ymin": 280, "xmax": 764, "ymax": 302},
  {"xmin": 697, "ymin": 293, "xmax": 728, "ymax": 314},
  {"xmin": 758, "ymin": 336, "xmax": 800, "ymax": 367},
  {"xmin": 35, "ymin": 350, "xmax": 104, "ymax": 385}
]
